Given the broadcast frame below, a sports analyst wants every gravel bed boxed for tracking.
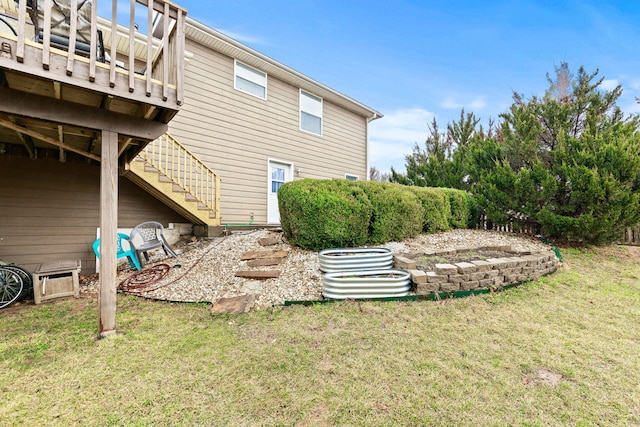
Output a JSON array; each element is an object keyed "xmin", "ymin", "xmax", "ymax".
[{"xmin": 82, "ymin": 228, "xmax": 554, "ymax": 309}]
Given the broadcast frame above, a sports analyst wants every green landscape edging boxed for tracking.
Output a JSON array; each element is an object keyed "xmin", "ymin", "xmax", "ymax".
[
  {"xmin": 536, "ymin": 234, "xmax": 563, "ymax": 262},
  {"xmin": 284, "ymin": 281, "xmax": 526, "ymax": 306}
]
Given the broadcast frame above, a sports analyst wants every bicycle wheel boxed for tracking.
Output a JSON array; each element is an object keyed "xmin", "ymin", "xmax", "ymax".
[
  {"xmin": 0, "ymin": 267, "xmax": 24, "ymax": 309},
  {"xmin": 2, "ymin": 266, "xmax": 33, "ymax": 301}
]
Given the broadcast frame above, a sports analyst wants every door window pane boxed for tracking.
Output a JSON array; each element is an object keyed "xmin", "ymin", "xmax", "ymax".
[{"xmin": 272, "ymin": 167, "xmax": 285, "ymax": 193}]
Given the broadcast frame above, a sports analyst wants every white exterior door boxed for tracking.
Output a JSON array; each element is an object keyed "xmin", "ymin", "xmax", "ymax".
[{"xmin": 267, "ymin": 160, "xmax": 292, "ymax": 224}]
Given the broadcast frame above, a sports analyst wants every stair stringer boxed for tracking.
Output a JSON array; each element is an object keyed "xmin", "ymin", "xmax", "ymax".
[{"xmin": 125, "ymin": 159, "xmax": 221, "ymax": 226}]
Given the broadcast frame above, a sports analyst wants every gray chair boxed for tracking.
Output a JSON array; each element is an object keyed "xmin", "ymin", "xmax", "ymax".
[{"xmin": 129, "ymin": 221, "xmax": 177, "ymax": 265}]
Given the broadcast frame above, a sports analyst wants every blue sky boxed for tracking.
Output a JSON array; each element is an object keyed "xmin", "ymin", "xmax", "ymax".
[{"xmin": 125, "ymin": 1, "xmax": 640, "ymax": 173}]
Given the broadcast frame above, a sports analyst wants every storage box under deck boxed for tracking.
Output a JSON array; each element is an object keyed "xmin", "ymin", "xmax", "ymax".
[{"xmin": 33, "ymin": 260, "xmax": 81, "ymax": 304}]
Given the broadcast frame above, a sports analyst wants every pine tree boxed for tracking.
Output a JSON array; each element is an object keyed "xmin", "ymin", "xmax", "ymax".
[
  {"xmin": 391, "ymin": 110, "xmax": 482, "ymax": 190},
  {"xmin": 478, "ymin": 63, "xmax": 640, "ymax": 243},
  {"xmin": 392, "ymin": 63, "xmax": 640, "ymax": 243}
]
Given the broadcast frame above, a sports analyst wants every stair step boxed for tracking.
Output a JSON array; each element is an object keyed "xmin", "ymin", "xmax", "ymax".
[
  {"xmin": 247, "ymin": 258, "xmax": 282, "ymax": 267},
  {"xmin": 172, "ymin": 184, "xmax": 187, "ymax": 193},
  {"xmin": 235, "ymin": 270, "xmax": 281, "ymax": 279},
  {"xmin": 126, "ymin": 155, "xmax": 220, "ymax": 227},
  {"xmin": 241, "ymin": 250, "xmax": 289, "ymax": 261}
]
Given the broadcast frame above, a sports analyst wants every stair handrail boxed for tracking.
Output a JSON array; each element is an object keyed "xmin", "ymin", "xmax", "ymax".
[{"xmin": 137, "ymin": 133, "xmax": 221, "ymax": 218}]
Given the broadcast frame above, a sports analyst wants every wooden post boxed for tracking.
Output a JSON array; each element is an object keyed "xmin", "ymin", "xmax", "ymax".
[
  {"xmin": 98, "ymin": 129, "xmax": 119, "ymax": 338},
  {"xmin": 16, "ymin": 0, "xmax": 26, "ymax": 62}
]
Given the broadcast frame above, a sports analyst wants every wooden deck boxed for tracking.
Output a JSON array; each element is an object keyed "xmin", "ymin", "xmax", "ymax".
[{"xmin": 0, "ymin": 0, "xmax": 186, "ymax": 162}]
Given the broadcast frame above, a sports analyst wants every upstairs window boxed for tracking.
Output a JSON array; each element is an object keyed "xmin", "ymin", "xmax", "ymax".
[
  {"xmin": 235, "ymin": 60, "xmax": 267, "ymax": 99},
  {"xmin": 300, "ymin": 90, "xmax": 322, "ymax": 136}
]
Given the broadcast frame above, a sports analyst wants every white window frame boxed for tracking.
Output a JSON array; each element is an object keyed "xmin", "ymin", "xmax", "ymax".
[
  {"xmin": 345, "ymin": 174, "xmax": 359, "ymax": 181},
  {"xmin": 234, "ymin": 60, "xmax": 267, "ymax": 99},
  {"xmin": 300, "ymin": 89, "xmax": 323, "ymax": 136}
]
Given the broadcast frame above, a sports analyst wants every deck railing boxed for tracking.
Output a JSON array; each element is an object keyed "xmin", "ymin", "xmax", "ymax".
[
  {"xmin": 138, "ymin": 133, "xmax": 221, "ymax": 219},
  {"xmin": 1, "ymin": 0, "xmax": 185, "ymax": 107}
]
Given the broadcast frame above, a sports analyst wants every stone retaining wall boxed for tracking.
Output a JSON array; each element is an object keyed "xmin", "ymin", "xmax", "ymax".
[{"xmin": 394, "ymin": 246, "xmax": 560, "ymax": 294}]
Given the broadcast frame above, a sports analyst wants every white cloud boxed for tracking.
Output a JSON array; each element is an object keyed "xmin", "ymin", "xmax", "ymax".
[
  {"xmin": 468, "ymin": 98, "xmax": 488, "ymax": 110},
  {"xmin": 440, "ymin": 95, "xmax": 487, "ymax": 111},
  {"xmin": 615, "ymin": 79, "xmax": 640, "ymax": 115},
  {"xmin": 190, "ymin": 16, "xmax": 268, "ymax": 45},
  {"xmin": 628, "ymin": 78, "xmax": 640, "ymax": 90},
  {"xmin": 623, "ymin": 100, "xmax": 640, "ymax": 115},
  {"xmin": 600, "ymin": 79, "xmax": 620, "ymax": 91},
  {"xmin": 214, "ymin": 28, "xmax": 268, "ymax": 45},
  {"xmin": 368, "ymin": 108, "xmax": 434, "ymax": 174},
  {"xmin": 440, "ymin": 97, "xmax": 463, "ymax": 110}
]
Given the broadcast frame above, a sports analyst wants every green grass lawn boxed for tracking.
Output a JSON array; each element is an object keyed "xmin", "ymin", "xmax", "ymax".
[{"xmin": 1, "ymin": 244, "xmax": 639, "ymax": 426}]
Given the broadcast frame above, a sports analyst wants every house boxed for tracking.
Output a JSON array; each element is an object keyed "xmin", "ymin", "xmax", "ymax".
[
  {"xmin": 0, "ymin": 2, "xmax": 382, "ymax": 277},
  {"xmin": 163, "ymin": 20, "xmax": 382, "ymax": 229},
  {"xmin": 125, "ymin": 17, "xmax": 382, "ymax": 236}
]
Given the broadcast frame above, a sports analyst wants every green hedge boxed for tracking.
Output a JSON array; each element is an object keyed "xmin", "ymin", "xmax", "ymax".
[
  {"xmin": 278, "ymin": 179, "xmax": 475, "ymax": 250},
  {"xmin": 405, "ymin": 187, "xmax": 451, "ymax": 233},
  {"xmin": 277, "ymin": 179, "xmax": 372, "ymax": 250},
  {"xmin": 356, "ymin": 181, "xmax": 425, "ymax": 244}
]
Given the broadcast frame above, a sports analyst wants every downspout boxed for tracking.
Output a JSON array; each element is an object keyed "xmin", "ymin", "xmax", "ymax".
[{"xmin": 366, "ymin": 112, "xmax": 380, "ymax": 181}]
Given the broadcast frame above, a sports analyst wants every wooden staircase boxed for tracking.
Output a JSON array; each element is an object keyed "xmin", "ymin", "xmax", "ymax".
[{"xmin": 124, "ymin": 133, "xmax": 221, "ymax": 226}]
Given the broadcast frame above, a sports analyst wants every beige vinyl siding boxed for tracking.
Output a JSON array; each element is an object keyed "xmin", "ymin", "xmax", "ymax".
[
  {"xmin": 169, "ymin": 39, "xmax": 368, "ymax": 224},
  {"xmin": 0, "ymin": 155, "xmax": 187, "ymax": 273}
]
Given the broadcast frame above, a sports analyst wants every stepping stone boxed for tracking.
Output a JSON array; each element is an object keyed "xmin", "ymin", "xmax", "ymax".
[
  {"xmin": 240, "ymin": 250, "xmax": 289, "ymax": 261},
  {"xmin": 247, "ymin": 258, "xmax": 282, "ymax": 267},
  {"xmin": 258, "ymin": 235, "xmax": 282, "ymax": 246},
  {"xmin": 235, "ymin": 270, "xmax": 281, "ymax": 279},
  {"xmin": 210, "ymin": 294, "xmax": 255, "ymax": 315},
  {"xmin": 241, "ymin": 280, "xmax": 262, "ymax": 294}
]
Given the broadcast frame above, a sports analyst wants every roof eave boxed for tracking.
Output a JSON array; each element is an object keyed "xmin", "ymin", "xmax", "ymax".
[{"xmin": 184, "ymin": 17, "xmax": 383, "ymax": 120}]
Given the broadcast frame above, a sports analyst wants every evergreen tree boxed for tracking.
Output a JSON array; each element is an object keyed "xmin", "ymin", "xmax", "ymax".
[
  {"xmin": 393, "ymin": 62, "xmax": 640, "ymax": 244},
  {"xmin": 477, "ymin": 63, "xmax": 640, "ymax": 243},
  {"xmin": 391, "ymin": 110, "xmax": 482, "ymax": 190}
]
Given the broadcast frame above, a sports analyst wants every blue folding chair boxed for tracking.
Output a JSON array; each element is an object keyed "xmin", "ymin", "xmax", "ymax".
[{"xmin": 92, "ymin": 233, "xmax": 142, "ymax": 271}]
